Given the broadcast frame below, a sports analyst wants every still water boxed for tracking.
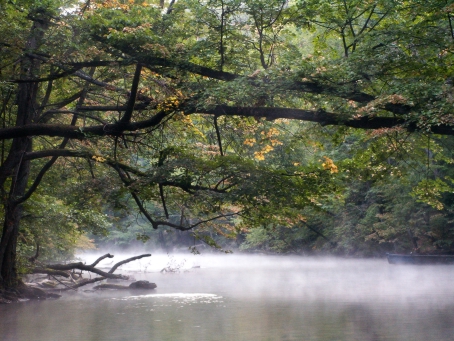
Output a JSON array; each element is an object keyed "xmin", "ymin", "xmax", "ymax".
[{"xmin": 1, "ymin": 254, "xmax": 454, "ymax": 341}]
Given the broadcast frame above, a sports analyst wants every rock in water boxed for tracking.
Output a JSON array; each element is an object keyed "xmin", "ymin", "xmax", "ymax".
[{"xmin": 128, "ymin": 280, "xmax": 157, "ymax": 289}]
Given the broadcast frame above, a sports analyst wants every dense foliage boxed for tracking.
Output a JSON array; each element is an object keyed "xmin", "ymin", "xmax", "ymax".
[{"xmin": 1, "ymin": 0, "xmax": 454, "ymax": 288}]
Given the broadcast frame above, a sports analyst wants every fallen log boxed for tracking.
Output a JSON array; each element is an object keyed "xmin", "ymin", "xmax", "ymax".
[
  {"xmin": 94, "ymin": 283, "xmax": 130, "ymax": 290},
  {"xmin": 31, "ymin": 268, "xmax": 71, "ymax": 278},
  {"xmin": 93, "ymin": 280, "xmax": 157, "ymax": 290},
  {"xmin": 29, "ymin": 253, "xmax": 153, "ymax": 294},
  {"xmin": 40, "ymin": 253, "xmax": 152, "ymax": 279}
]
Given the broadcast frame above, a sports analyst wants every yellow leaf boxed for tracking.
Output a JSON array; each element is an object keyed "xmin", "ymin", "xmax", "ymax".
[{"xmin": 321, "ymin": 156, "xmax": 338, "ymax": 173}]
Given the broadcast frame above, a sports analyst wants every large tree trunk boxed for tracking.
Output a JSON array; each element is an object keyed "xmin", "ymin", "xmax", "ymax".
[
  {"xmin": 0, "ymin": 158, "xmax": 31, "ymax": 288},
  {"xmin": 0, "ymin": 11, "xmax": 49, "ymax": 289}
]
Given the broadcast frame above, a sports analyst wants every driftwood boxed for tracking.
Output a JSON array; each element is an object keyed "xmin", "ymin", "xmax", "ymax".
[
  {"xmin": 46, "ymin": 276, "xmax": 107, "ymax": 292},
  {"xmin": 31, "ymin": 268, "xmax": 71, "ymax": 278},
  {"xmin": 93, "ymin": 281, "xmax": 157, "ymax": 290},
  {"xmin": 94, "ymin": 283, "xmax": 130, "ymax": 290},
  {"xmin": 29, "ymin": 253, "xmax": 152, "ymax": 294},
  {"xmin": 0, "ymin": 253, "xmax": 154, "ymax": 303}
]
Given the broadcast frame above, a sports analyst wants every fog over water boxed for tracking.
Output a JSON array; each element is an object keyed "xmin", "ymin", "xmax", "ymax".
[{"xmin": 1, "ymin": 253, "xmax": 454, "ymax": 340}]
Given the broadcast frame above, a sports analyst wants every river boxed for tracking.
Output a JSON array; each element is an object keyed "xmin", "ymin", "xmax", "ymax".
[{"xmin": 1, "ymin": 254, "xmax": 454, "ymax": 340}]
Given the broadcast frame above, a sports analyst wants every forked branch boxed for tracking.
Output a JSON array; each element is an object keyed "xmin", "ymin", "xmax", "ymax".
[{"xmin": 33, "ymin": 253, "xmax": 152, "ymax": 281}]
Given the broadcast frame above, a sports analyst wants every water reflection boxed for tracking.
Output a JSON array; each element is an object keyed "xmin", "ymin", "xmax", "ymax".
[{"xmin": 1, "ymin": 255, "xmax": 454, "ymax": 340}]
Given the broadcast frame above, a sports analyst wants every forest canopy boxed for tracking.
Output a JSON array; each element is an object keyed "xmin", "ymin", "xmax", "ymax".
[{"xmin": 1, "ymin": 0, "xmax": 454, "ymax": 289}]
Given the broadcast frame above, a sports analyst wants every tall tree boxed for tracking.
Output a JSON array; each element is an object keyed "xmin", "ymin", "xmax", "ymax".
[{"xmin": 1, "ymin": 0, "xmax": 454, "ymax": 292}]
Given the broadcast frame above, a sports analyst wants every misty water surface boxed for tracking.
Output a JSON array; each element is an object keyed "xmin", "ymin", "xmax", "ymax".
[{"xmin": 1, "ymin": 254, "xmax": 454, "ymax": 341}]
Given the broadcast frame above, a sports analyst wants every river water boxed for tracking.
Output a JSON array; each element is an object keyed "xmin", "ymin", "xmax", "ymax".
[{"xmin": 1, "ymin": 254, "xmax": 454, "ymax": 341}]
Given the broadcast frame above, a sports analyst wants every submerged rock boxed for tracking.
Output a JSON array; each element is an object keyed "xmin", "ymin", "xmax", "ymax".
[
  {"xmin": 0, "ymin": 297, "xmax": 13, "ymax": 304},
  {"xmin": 46, "ymin": 292, "xmax": 61, "ymax": 299},
  {"xmin": 19, "ymin": 286, "xmax": 60, "ymax": 300},
  {"xmin": 128, "ymin": 280, "xmax": 157, "ymax": 290}
]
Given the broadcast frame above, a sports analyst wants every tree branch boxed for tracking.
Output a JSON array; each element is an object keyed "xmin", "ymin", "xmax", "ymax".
[
  {"xmin": 194, "ymin": 105, "xmax": 428, "ymax": 132},
  {"xmin": 0, "ymin": 109, "xmax": 169, "ymax": 140},
  {"xmin": 45, "ymin": 262, "xmax": 127, "ymax": 279},
  {"xmin": 108, "ymin": 254, "xmax": 151, "ymax": 274},
  {"xmin": 154, "ymin": 212, "xmax": 239, "ymax": 231},
  {"xmin": 2, "ymin": 103, "xmax": 453, "ymax": 140},
  {"xmin": 77, "ymin": 103, "xmax": 151, "ymax": 112},
  {"xmin": 159, "ymin": 184, "xmax": 169, "ymax": 219},
  {"xmin": 90, "ymin": 253, "xmax": 114, "ymax": 267},
  {"xmin": 103, "ymin": 43, "xmax": 409, "ymax": 111},
  {"xmin": 49, "ymin": 277, "xmax": 107, "ymax": 291},
  {"xmin": 32, "ymin": 254, "xmax": 151, "ymax": 291},
  {"xmin": 31, "ymin": 268, "xmax": 71, "ymax": 278},
  {"xmin": 24, "ymin": 149, "xmax": 147, "ymax": 176},
  {"xmin": 119, "ymin": 63, "xmax": 142, "ymax": 124},
  {"xmin": 214, "ymin": 115, "xmax": 224, "ymax": 156}
]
